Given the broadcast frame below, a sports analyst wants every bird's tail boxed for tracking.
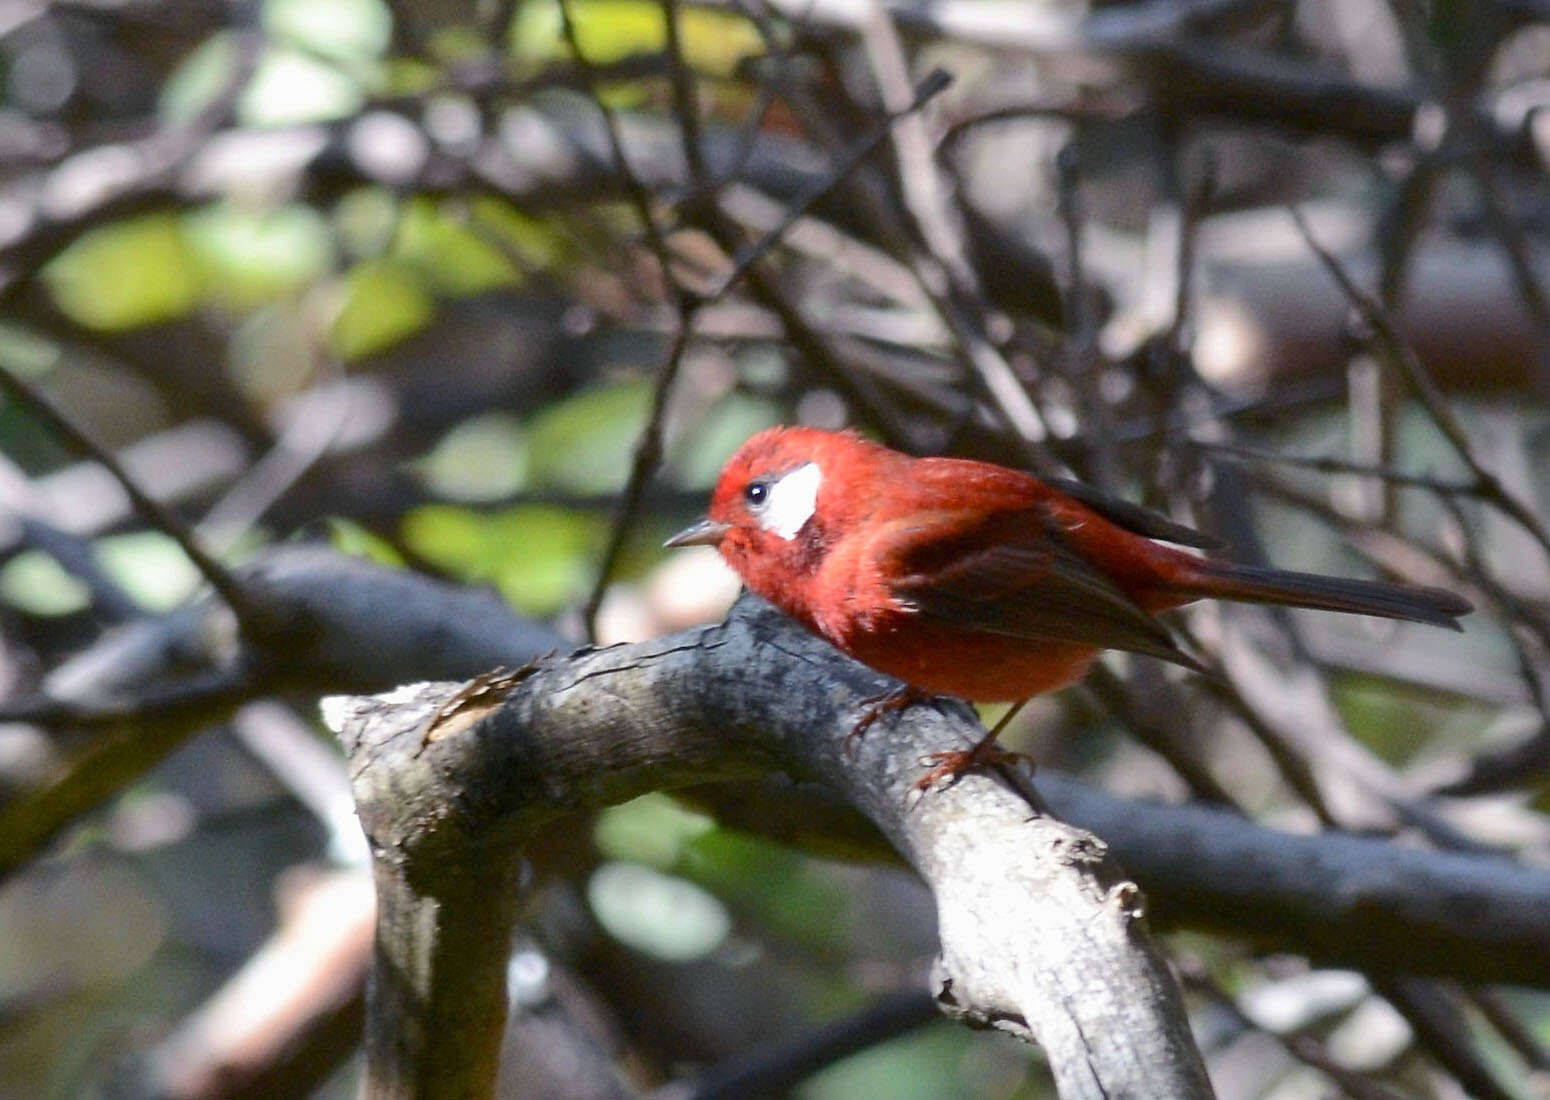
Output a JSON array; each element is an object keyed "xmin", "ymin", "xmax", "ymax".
[{"xmin": 1182, "ymin": 561, "xmax": 1472, "ymax": 631}]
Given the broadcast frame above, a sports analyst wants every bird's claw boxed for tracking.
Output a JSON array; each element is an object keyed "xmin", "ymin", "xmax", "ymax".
[
  {"xmin": 913, "ymin": 741, "xmax": 1033, "ymax": 793},
  {"xmin": 845, "ymin": 685, "xmax": 934, "ymax": 758}
]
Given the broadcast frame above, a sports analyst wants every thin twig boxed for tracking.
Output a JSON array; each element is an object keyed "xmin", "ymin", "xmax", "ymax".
[
  {"xmin": 0, "ymin": 29, "xmax": 263, "ymax": 306},
  {"xmin": 1082, "ymin": 667, "xmax": 1241, "ymax": 806},
  {"xmin": 940, "ymin": 96, "xmax": 1144, "ymax": 151},
  {"xmin": 198, "ymin": 372, "xmax": 352, "ymax": 554},
  {"xmin": 555, "ymin": 0, "xmax": 681, "ymax": 285},
  {"xmin": 1289, "ymin": 205, "xmax": 1550, "ymax": 563},
  {"xmin": 695, "ymin": 0, "xmax": 999, "ymax": 454},
  {"xmin": 715, "ymin": 3, "xmax": 791, "ymax": 188},
  {"xmin": 581, "ymin": 300, "xmax": 701, "ymax": 638},
  {"xmin": 1194, "ymin": 440, "xmax": 1483, "ymax": 496},
  {"xmin": 1424, "ymin": 494, "xmax": 1550, "ymax": 795},
  {"xmin": 661, "ymin": 0, "xmax": 710, "ymax": 187},
  {"xmin": 710, "ymin": 69, "xmax": 954, "ymax": 300},
  {"xmin": 1467, "ymin": 145, "xmax": 1550, "ymax": 394},
  {"xmin": 657, "ymin": 990, "xmax": 938, "ymax": 1100},
  {"xmin": 1466, "ymin": 986, "xmax": 1550, "ymax": 1071},
  {"xmin": 559, "ymin": 0, "xmax": 708, "ymax": 639},
  {"xmin": 1373, "ymin": 977, "xmax": 1520, "ymax": 1100},
  {"xmin": 1177, "ymin": 961, "xmax": 1410, "ymax": 1100},
  {"xmin": 582, "ymin": 71, "xmax": 953, "ymax": 635},
  {"xmin": 0, "ymin": 453, "xmax": 138, "ymax": 620},
  {"xmin": 1166, "ymin": 146, "xmax": 1216, "ymax": 363},
  {"xmin": 0, "ymin": 366, "xmax": 269, "ymax": 634},
  {"xmin": 1056, "ymin": 147, "xmax": 1114, "ymax": 487},
  {"xmin": 856, "ymin": 31, "xmax": 1065, "ymax": 463},
  {"xmin": 857, "ymin": 2, "xmax": 974, "ymax": 291}
]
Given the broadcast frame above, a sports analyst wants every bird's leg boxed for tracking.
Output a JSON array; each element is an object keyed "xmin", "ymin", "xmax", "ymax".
[
  {"xmin": 845, "ymin": 684, "xmax": 935, "ymax": 757},
  {"xmin": 914, "ymin": 699, "xmax": 1032, "ymax": 791}
]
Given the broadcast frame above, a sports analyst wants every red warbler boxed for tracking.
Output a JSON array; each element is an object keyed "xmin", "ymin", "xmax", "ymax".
[{"xmin": 667, "ymin": 426, "xmax": 1470, "ymax": 777}]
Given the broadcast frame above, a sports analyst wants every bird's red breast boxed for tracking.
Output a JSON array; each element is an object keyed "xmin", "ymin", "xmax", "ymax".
[{"xmin": 668, "ymin": 426, "xmax": 1470, "ymax": 702}]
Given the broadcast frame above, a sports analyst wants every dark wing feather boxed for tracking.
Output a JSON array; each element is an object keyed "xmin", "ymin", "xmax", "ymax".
[
  {"xmin": 890, "ymin": 509, "xmax": 1202, "ymax": 670},
  {"xmin": 1043, "ymin": 477, "xmax": 1223, "ymax": 550}
]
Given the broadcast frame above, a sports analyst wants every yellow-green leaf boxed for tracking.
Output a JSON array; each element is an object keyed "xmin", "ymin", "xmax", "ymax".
[
  {"xmin": 186, "ymin": 202, "xmax": 335, "ymax": 307},
  {"xmin": 396, "ymin": 199, "xmax": 519, "ymax": 296},
  {"xmin": 0, "ymin": 551, "xmax": 91, "ymax": 616},
  {"xmin": 96, "ymin": 532, "xmax": 203, "ymax": 612},
  {"xmin": 160, "ymin": 32, "xmax": 241, "ymax": 126},
  {"xmin": 45, "ymin": 215, "xmax": 199, "ymax": 331},
  {"xmin": 330, "ymin": 260, "xmax": 434, "ymax": 359},
  {"xmin": 326, "ymin": 518, "xmax": 406, "ymax": 567},
  {"xmin": 526, "ymin": 380, "xmax": 651, "ymax": 494},
  {"xmin": 470, "ymin": 198, "xmax": 563, "ymax": 270},
  {"xmin": 415, "ymin": 412, "xmax": 529, "ymax": 501},
  {"xmin": 401, "ymin": 504, "xmax": 603, "ymax": 614},
  {"xmin": 513, "ymin": 0, "xmax": 760, "ymax": 76}
]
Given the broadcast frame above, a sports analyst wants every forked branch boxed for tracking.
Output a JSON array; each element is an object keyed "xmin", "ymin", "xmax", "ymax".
[{"xmin": 325, "ymin": 593, "xmax": 1214, "ymax": 1100}]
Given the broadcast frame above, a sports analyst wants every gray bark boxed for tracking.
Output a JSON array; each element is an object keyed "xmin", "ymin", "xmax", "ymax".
[{"xmin": 327, "ymin": 593, "xmax": 1215, "ymax": 1099}]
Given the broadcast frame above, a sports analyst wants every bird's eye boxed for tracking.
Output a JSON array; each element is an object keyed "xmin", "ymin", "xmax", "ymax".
[{"xmin": 744, "ymin": 480, "xmax": 770, "ymax": 507}]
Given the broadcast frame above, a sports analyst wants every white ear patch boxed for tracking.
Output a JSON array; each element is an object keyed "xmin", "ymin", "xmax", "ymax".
[{"xmin": 758, "ymin": 462, "xmax": 822, "ymax": 540}]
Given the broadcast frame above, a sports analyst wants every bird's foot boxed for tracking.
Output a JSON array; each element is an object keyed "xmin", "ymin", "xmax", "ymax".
[
  {"xmin": 914, "ymin": 735, "xmax": 1034, "ymax": 793},
  {"xmin": 845, "ymin": 685, "xmax": 935, "ymax": 757},
  {"xmin": 913, "ymin": 698, "xmax": 1035, "ymax": 792}
]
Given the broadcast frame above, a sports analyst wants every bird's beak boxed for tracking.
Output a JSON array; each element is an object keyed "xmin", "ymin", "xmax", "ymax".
[{"xmin": 664, "ymin": 517, "xmax": 731, "ymax": 548}]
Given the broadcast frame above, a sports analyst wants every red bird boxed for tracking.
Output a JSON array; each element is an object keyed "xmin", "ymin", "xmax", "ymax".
[{"xmin": 667, "ymin": 426, "xmax": 1470, "ymax": 783}]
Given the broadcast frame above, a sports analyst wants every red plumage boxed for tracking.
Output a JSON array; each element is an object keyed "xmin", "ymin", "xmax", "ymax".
[{"xmin": 669, "ymin": 426, "xmax": 1471, "ymax": 706}]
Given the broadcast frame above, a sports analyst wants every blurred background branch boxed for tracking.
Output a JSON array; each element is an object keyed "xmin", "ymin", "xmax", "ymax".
[{"xmin": 1, "ymin": 0, "xmax": 1549, "ymax": 1096}]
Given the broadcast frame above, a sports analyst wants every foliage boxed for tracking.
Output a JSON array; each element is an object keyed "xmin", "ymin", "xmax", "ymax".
[{"xmin": 1, "ymin": 0, "xmax": 1549, "ymax": 1096}]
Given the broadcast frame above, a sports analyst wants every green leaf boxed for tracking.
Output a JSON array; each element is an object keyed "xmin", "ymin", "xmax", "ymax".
[
  {"xmin": 470, "ymin": 198, "xmax": 563, "ymax": 270},
  {"xmin": 45, "ymin": 215, "xmax": 199, "ymax": 331},
  {"xmin": 240, "ymin": 47, "xmax": 365, "ymax": 127},
  {"xmin": 264, "ymin": 0, "xmax": 392, "ymax": 62},
  {"xmin": 0, "ymin": 323, "xmax": 62, "ymax": 378},
  {"xmin": 526, "ymin": 380, "xmax": 651, "ymax": 494},
  {"xmin": 414, "ymin": 412, "xmax": 529, "ymax": 501},
  {"xmin": 333, "ymin": 187, "xmax": 400, "ymax": 258},
  {"xmin": 426, "ymin": 25, "xmax": 491, "ymax": 63},
  {"xmin": 325, "ymin": 518, "xmax": 405, "ymax": 567},
  {"xmin": 96, "ymin": 532, "xmax": 203, "ymax": 612},
  {"xmin": 513, "ymin": 0, "xmax": 761, "ymax": 75},
  {"xmin": 668, "ymin": 391, "xmax": 779, "ymax": 487},
  {"xmin": 395, "ymin": 199, "xmax": 520, "ymax": 296},
  {"xmin": 380, "ymin": 56, "xmax": 440, "ymax": 97},
  {"xmin": 401, "ymin": 504, "xmax": 603, "ymax": 614},
  {"xmin": 0, "ymin": 551, "xmax": 91, "ymax": 616},
  {"xmin": 594, "ymin": 794, "xmax": 715, "ymax": 869},
  {"xmin": 160, "ymin": 32, "xmax": 241, "ymax": 126},
  {"xmin": 186, "ymin": 202, "xmax": 335, "ymax": 308},
  {"xmin": 587, "ymin": 862, "xmax": 731, "ymax": 961},
  {"xmin": 330, "ymin": 260, "xmax": 434, "ymax": 359}
]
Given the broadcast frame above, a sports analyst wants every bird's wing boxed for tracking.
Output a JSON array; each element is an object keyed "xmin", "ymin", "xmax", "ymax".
[
  {"xmin": 884, "ymin": 508, "xmax": 1202, "ymax": 670},
  {"xmin": 901, "ymin": 455, "xmax": 1220, "ymax": 549},
  {"xmin": 1041, "ymin": 477, "xmax": 1222, "ymax": 550}
]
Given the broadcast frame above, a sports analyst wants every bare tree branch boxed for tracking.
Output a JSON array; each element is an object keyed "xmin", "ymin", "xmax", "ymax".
[
  {"xmin": 0, "ymin": 547, "xmax": 568, "ymax": 877},
  {"xmin": 655, "ymin": 989, "xmax": 939, "ymax": 1100},
  {"xmin": 0, "ymin": 365, "xmax": 268, "ymax": 633},
  {"xmin": 326, "ymin": 593, "xmax": 1215, "ymax": 1099},
  {"xmin": 6, "ymin": 546, "xmax": 1548, "ymax": 987}
]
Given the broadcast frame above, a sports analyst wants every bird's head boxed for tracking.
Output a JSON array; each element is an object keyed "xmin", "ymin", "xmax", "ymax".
[{"xmin": 665, "ymin": 426, "xmax": 882, "ymax": 601}]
